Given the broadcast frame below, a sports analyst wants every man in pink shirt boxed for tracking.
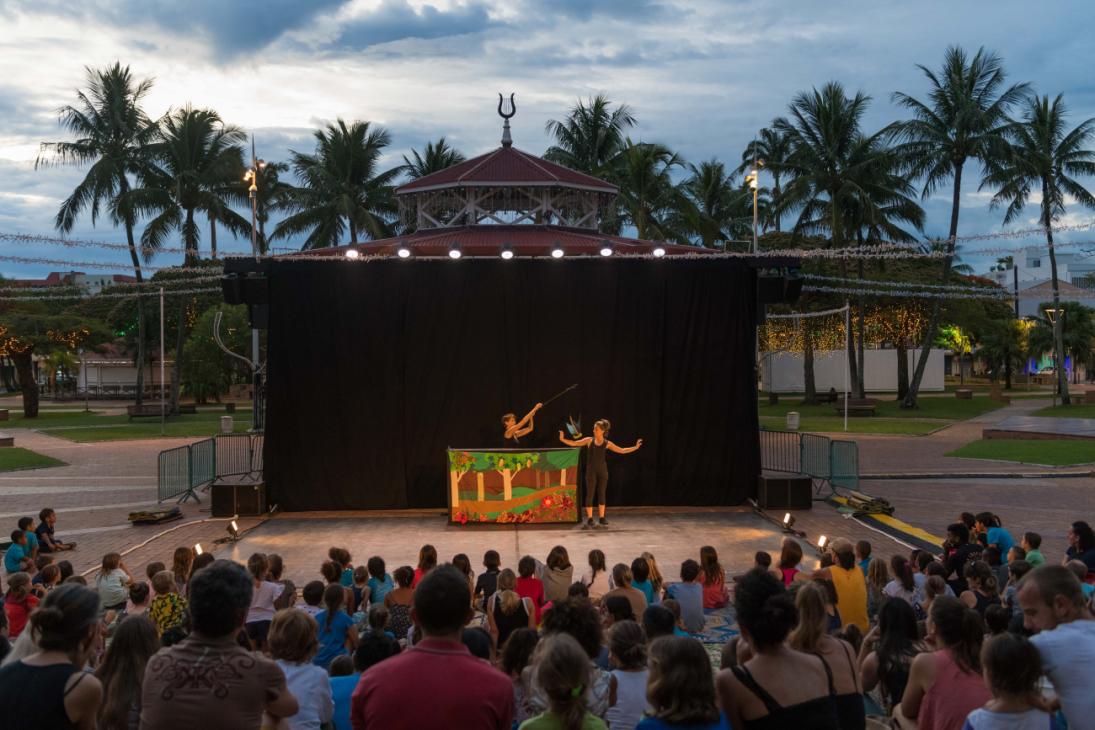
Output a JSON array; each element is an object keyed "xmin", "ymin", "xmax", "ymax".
[{"xmin": 351, "ymin": 564, "xmax": 514, "ymax": 730}]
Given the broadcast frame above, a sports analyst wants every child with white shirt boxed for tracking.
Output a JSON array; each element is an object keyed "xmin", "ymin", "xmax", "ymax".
[
  {"xmin": 268, "ymin": 608, "xmax": 334, "ymax": 730},
  {"xmin": 963, "ymin": 633, "xmax": 1056, "ymax": 730}
]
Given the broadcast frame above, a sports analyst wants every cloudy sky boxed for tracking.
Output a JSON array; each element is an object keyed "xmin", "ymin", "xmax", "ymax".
[{"xmin": 1, "ymin": 0, "xmax": 1093, "ymax": 279}]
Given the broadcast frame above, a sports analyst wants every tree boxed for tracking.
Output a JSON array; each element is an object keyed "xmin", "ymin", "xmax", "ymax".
[
  {"xmin": 738, "ymin": 126, "xmax": 792, "ymax": 231},
  {"xmin": 983, "ymin": 94, "xmax": 1095, "ymax": 403},
  {"xmin": 613, "ymin": 140, "xmax": 682, "ymax": 240},
  {"xmin": 36, "ymin": 63, "xmax": 157, "ymax": 406},
  {"xmin": 1028, "ymin": 302, "xmax": 1095, "ymax": 385},
  {"xmin": 977, "ymin": 318, "xmax": 1025, "ymax": 389},
  {"xmin": 274, "ymin": 119, "xmax": 400, "ymax": 249},
  {"xmin": 544, "ymin": 94, "xmax": 636, "ymax": 180},
  {"xmin": 671, "ymin": 159, "xmax": 752, "ymax": 247},
  {"xmin": 181, "ymin": 304, "xmax": 251, "ymax": 404},
  {"xmin": 891, "ymin": 46, "xmax": 1029, "ymax": 408},
  {"xmin": 401, "ymin": 137, "xmax": 466, "ymax": 180},
  {"xmin": 253, "ymin": 160, "xmax": 291, "ymax": 254}
]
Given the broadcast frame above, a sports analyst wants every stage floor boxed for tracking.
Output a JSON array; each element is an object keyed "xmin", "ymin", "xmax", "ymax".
[{"xmin": 222, "ymin": 507, "xmax": 796, "ymax": 586}]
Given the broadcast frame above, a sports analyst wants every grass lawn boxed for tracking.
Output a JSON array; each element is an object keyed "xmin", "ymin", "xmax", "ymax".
[
  {"xmin": 6, "ymin": 409, "xmax": 253, "ymax": 442},
  {"xmin": 759, "ymin": 396, "xmax": 1003, "ymax": 421},
  {"xmin": 1031, "ymin": 403, "xmax": 1095, "ymax": 419},
  {"xmin": 0, "ymin": 447, "xmax": 66, "ymax": 472},
  {"xmin": 760, "ymin": 416, "xmax": 943, "ymax": 435},
  {"xmin": 946, "ymin": 439, "xmax": 1095, "ymax": 466}
]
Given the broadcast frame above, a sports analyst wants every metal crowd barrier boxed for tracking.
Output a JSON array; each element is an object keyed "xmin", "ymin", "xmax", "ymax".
[
  {"xmin": 760, "ymin": 429, "xmax": 859, "ymax": 494},
  {"xmin": 157, "ymin": 431, "xmax": 264, "ymax": 504}
]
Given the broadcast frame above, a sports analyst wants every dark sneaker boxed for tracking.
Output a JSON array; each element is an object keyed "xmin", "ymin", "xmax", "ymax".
[
  {"xmin": 583, "ymin": 518, "xmax": 594, "ymax": 529},
  {"xmin": 599, "ymin": 517, "xmax": 609, "ymax": 526}
]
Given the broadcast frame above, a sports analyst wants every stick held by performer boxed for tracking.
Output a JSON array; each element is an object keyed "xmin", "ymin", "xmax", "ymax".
[
  {"xmin": 502, "ymin": 402, "xmax": 542, "ymax": 444},
  {"xmin": 558, "ymin": 418, "xmax": 642, "ymax": 529}
]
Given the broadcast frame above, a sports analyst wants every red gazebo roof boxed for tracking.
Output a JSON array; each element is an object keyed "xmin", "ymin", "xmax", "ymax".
[{"xmin": 397, "ymin": 146, "xmax": 618, "ymax": 195}]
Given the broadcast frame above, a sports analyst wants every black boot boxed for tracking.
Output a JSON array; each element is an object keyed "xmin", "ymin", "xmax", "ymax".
[{"xmin": 583, "ymin": 517, "xmax": 594, "ymax": 529}]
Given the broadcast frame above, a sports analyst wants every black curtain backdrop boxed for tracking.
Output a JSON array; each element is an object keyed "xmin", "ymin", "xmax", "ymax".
[{"xmin": 263, "ymin": 258, "xmax": 759, "ymax": 510}]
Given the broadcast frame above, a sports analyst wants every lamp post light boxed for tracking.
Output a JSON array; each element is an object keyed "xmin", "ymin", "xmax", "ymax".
[
  {"xmin": 744, "ymin": 159, "xmax": 763, "ymax": 254},
  {"xmin": 244, "ymin": 139, "xmax": 266, "ymax": 431},
  {"xmin": 1045, "ymin": 306, "xmax": 1065, "ymax": 406}
]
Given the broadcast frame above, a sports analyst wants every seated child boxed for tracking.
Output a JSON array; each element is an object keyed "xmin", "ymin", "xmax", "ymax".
[
  {"xmin": 149, "ymin": 570, "xmax": 187, "ymax": 636},
  {"xmin": 298, "ymin": 580, "xmax": 325, "ymax": 618},
  {"xmin": 665, "ymin": 560, "xmax": 705, "ymax": 632}
]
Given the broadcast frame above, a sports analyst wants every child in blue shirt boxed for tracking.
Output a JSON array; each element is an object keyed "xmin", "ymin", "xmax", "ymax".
[
  {"xmin": 16, "ymin": 518, "xmax": 38, "ymax": 558},
  {"xmin": 315, "ymin": 583, "xmax": 357, "ymax": 668},
  {"xmin": 365, "ymin": 556, "xmax": 394, "ymax": 605},
  {"xmin": 3, "ymin": 530, "xmax": 31, "ymax": 574},
  {"xmin": 664, "ymin": 559, "xmax": 705, "ymax": 632}
]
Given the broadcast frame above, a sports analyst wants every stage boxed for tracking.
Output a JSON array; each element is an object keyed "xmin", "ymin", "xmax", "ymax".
[{"xmin": 221, "ymin": 506, "xmax": 797, "ymax": 587}]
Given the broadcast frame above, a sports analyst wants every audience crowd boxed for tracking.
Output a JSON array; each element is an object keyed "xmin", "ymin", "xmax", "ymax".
[{"xmin": 1, "ymin": 506, "xmax": 1093, "ymax": 730}]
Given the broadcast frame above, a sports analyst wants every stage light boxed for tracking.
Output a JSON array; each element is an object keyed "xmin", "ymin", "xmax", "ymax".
[
  {"xmin": 652, "ymin": 246, "xmax": 666, "ymax": 257},
  {"xmin": 227, "ymin": 520, "xmax": 240, "ymax": 541},
  {"xmin": 448, "ymin": 245, "xmax": 462, "ymax": 259},
  {"xmin": 344, "ymin": 248, "xmax": 360, "ymax": 259},
  {"xmin": 817, "ymin": 535, "xmax": 828, "ymax": 550},
  {"xmin": 782, "ymin": 513, "xmax": 795, "ymax": 528},
  {"xmin": 500, "ymin": 246, "xmax": 514, "ymax": 260},
  {"xmin": 194, "ymin": 543, "xmax": 203, "ymax": 555},
  {"xmin": 551, "ymin": 245, "xmax": 565, "ymax": 259},
  {"xmin": 397, "ymin": 246, "xmax": 412, "ymax": 258},
  {"xmin": 599, "ymin": 242, "xmax": 614, "ymax": 257}
]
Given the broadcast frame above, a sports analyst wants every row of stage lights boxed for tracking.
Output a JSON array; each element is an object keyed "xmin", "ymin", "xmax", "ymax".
[{"xmin": 343, "ymin": 243, "xmax": 668, "ymax": 260}]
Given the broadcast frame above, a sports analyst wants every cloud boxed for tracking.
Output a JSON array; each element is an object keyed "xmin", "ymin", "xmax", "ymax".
[{"xmin": 334, "ymin": 0, "xmax": 500, "ymax": 50}]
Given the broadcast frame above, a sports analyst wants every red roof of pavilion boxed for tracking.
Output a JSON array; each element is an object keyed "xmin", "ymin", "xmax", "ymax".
[{"xmin": 396, "ymin": 145, "xmax": 618, "ymax": 195}]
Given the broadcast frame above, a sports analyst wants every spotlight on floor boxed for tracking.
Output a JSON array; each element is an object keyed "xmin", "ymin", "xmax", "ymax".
[
  {"xmin": 448, "ymin": 245, "xmax": 462, "ymax": 259},
  {"xmin": 194, "ymin": 543, "xmax": 203, "ymax": 555},
  {"xmin": 817, "ymin": 535, "xmax": 828, "ymax": 550},
  {"xmin": 500, "ymin": 245, "xmax": 514, "ymax": 260},
  {"xmin": 551, "ymin": 245, "xmax": 565, "ymax": 259},
  {"xmin": 396, "ymin": 246, "xmax": 412, "ymax": 259},
  {"xmin": 782, "ymin": 513, "xmax": 796, "ymax": 529},
  {"xmin": 344, "ymin": 248, "xmax": 360, "ymax": 259},
  {"xmin": 226, "ymin": 520, "xmax": 240, "ymax": 542},
  {"xmin": 652, "ymin": 246, "xmax": 666, "ymax": 258}
]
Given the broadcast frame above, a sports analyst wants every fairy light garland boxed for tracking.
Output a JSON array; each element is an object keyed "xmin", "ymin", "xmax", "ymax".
[
  {"xmin": 0, "ymin": 274, "xmax": 222, "ymax": 294},
  {"xmin": 0, "ymin": 286, "xmax": 222, "ymax": 302},
  {"xmin": 0, "ymin": 254, "xmax": 217, "ymax": 273},
  {"xmin": 803, "ymin": 274, "xmax": 1008, "ymax": 294}
]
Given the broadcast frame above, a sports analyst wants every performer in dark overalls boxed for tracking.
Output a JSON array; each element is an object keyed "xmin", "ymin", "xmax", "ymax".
[{"xmin": 559, "ymin": 418, "xmax": 642, "ymax": 529}]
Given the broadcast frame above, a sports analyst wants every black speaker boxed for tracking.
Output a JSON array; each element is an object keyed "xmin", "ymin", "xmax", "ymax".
[
  {"xmin": 211, "ymin": 481, "xmax": 266, "ymax": 517},
  {"xmin": 221, "ymin": 275, "xmax": 244, "ymax": 304},
  {"xmin": 757, "ymin": 474, "xmax": 812, "ymax": 510},
  {"xmin": 242, "ymin": 275, "xmax": 268, "ymax": 305}
]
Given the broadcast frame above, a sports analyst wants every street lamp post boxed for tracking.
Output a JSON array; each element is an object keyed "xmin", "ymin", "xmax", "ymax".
[
  {"xmin": 1045, "ymin": 306, "xmax": 1064, "ymax": 407},
  {"xmin": 744, "ymin": 158, "xmax": 764, "ymax": 254},
  {"xmin": 243, "ymin": 139, "xmax": 266, "ymax": 431}
]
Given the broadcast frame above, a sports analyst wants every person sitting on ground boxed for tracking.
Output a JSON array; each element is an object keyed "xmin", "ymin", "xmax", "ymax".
[
  {"xmin": 753, "ymin": 551, "xmax": 773, "ymax": 574},
  {"xmin": 1006, "ymin": 545, "xmax": 1026, "ymax": 565},
  {"xmin": 664, "ymin": 560, "xmax": 704, "ymax": 633},
  {"xmin": 789, "ymin": 581, "xmax": 866, "ymax": 730},
  {"xmin": 982, "ymin": 604, "xmax": 1010, "ymax": 636},
  {"xmin": 171, "ymin": 547, "xmax": 194, "ymax": 597},
  {"xmin": 16, "ymin": 517, "xmax": 38, "ymax": 560},
  {"xmin": 3, "ymin": 572, "xmax": 39, "ymax": 641},
  {"xmin": 365, "ymin": 556, "xmax": 394, "ymax": 607},
  {"xmin": 190, "ymin": 552, "xmax": 215, "ymax": 576},
  {"xmin": 4, "ymin": 530, "xmax": 33, "ymax": 575},
  {"xmin": 568, "ymin": 582, "xmax": 590, "ymax": 599},
  {"xmin": 148, "ymin": 570, "xmax": 187, "ymax": 637},
  {"xmin": 462, "ymin": 626, "xmax": 494, "ymax": 662},
  {"xmin": 964, "ymin": 633, "xmax": 1055, "ymax": 730},
  {"xmin": 267, "ymin": 553, "xmax": 297, "ymax": 611},
  {"xmin": 517, "ymin": 555, "xmax": 547, "ymax": 624},
  {"xmin": 96, "ymin": 614, "xmax": 159, "ymax": 730},
  {"xmin": 642, "ymin": 604, "xmax": 676, "ymax": 641},
  {"xmin": 352, "ymin": 564, "xmax": 514, "ymax": 730},
  {"xmin": 413, "ymin": 544, "xmax": 437, "ymax": 588},
  {"xmin": 30, "ymin": 554, "xmax": 53, "ymax": 582},
  {"xmin": 452, "ymin": 553, "xmax": 476, "ymax": 607},
  {"xmin": 501, "ymin": 628, "xmax": 540, "ymax": 727},
  {"xmin": 1066, "ymin": 560, "xmax": 1095, "ymax": 599},
  {"xmin": 855, "ymin": 540, "xmax": 872, "ymax": 577},
  {"xmin": 536, "ymin": 598, "xmax": 615, "ymax": 720},
  {"xmin": 603, "ymin": 595, "xmax": 636, "ymax": 628},
  {"xmin": 943, "ymin": 523, "xmax": 983, "ymax": 595},
  {"xmin": 884, "ymin": 555, "xmax": 920, "ymax": 611},
  {"xmin": 1021, "ymin": 532, "xmax": 1045, "ymax": 568},
  {"xmin": 333, "ymin": 631, "xmax": 398, "ymax": 730},
  {"xmin": 1001, "ymin": 559, "xmax": 1032, "ymax": 621},
  {"xmin": 96, "ymin": 552, "xmax": 133, "ymax": 613},
  {"xmin": 858, "ymin": 598, "xmax": 926, "ymax": 717},
  {"xmin": 603, "ymin": 563, "xmax": 648, "ymax": 621},
  {"xmin": 315, "ymin": 583, "xmax": 358, "ymax": 669},
  {"xmin": 321, "ymin": 559, "xmax": 354, "ymax": 615},
  {"xmin": 520, "ymin": 633, "xmax": 607, "ymax": 730},
  {"xmin": 0, "ymin": 584, "xmax": 102, "ymax": 728},
  {"xmin": 299, "ymin": 580, "xmax": 325, "ymax": 618},
  {"xmin": 641, "ymin": 552, "xmax": 665, "ymax": 598},
  {"xmin": 604, "ymin": 620, "xmax": 649, "ymax": 730},
  {"xmin": 698, "ymin": 546, "xmax": 728, "ymax": 609},
  {"xmin": 777, "ymin": 538, "xmax": 805, "ymax": 587},
  {"xmin": 328, "ymin": 656, "xmax": 356, "ymax": 730},
  {"xmin": 475, "ymin": 550, "xmax": 502, "ymax": 611},
  {"xmin": 641, "ymin": 635, "xmax": 729, "ymax": 730},
  {"xmin": 541, "ymin": 546, "xmax": 574, "ymax": 605},
  {"xmin": 1064, "ymin": 521, "xmax": 1095, "ymax": 572},
  {"xmin": 630, "ymin": 557, "xmax": 658, "ymax": 607},
  {"xmin": 975, "ymin": 513, "xmax": 1014, "ymax": 557},
  {"xmin": 34, "ymin": 508, "xmax": 75, "ymax": 552},
  {"xmin": 141, "ymin": 560, "xmax": 298, "ymax": 727},
  {"xmin": 125, "ymin": 582, "xmax": 151, "ymax": 617},
  {"xmin": 56, "ymin": 559, "xmax": 74, "ymax": 582},
  {"xmin": 960, "ymin": 561, "xmax": 1002, "ymax": 617},
  {"xmin": 366, "ymin": 603, "xmax": 395, "ymax": 640},
  {"xmin": 328, "ymin": 547, "xmax": 354, "ymax": 588},
  {"xmin": 35, "ymin": 564, "xmax": 60, "ymax": 595},
  {"xmin": 660, "ymin": 599, "xmax": 690, "ymax": 637},
  {"xmin": 487, "ymin": 568, "xmax": 536, "ymax": 651},
  {"xmin": 383, "ymin": 566, "xmax": 415, "ymax": 642},
  {"xmin": 983, "ymin": 546, "xmax": 1009, "ymax": 592},
  {"xmin": 866, "ymin": 557, "xmax": 890, "ymax": 624},
  {"xmin": 1018, "ymin": 565, "xmax": 1095, "ymax": 727},
  {"xmin": 245, "ymin": 553, "xmax": 285, "ymax": 650},
  {"xmin": 897, "ymin": 596, "xmax": 990, "ymax": 729},
  {"xmin": 716, "ymin": 570, "xmax": 838, "ymax": 729},
  {"xmin": 269, "ymin": 608, "xmax": 334, "ymax": 730},
  {"xmin": 814, "ymin": 537, "xmax": 869, "ymax": 631},
  {"xmin": 582, "ymin": 550, "xmax": 611, "ymax": 601}
]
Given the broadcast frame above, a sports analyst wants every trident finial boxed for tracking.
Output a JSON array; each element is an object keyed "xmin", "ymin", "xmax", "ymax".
[{"xmin": 498, "ymin": 93, "xmax": 515, "ymax": 147}]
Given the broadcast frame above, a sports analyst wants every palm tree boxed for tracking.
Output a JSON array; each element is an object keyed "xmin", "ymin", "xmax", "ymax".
[
  {"xmin": 130, "ymin": 106, "xmax": 249, "ymax": 412},
  {"xmin": 978, "ymin": 318, "xmax": 1024, "ymax": 389},
  {"xmin": 253, "ymin": 161, "xmax": 290, "ymax": 254},
  {"xmin": 274, "ymin": 119, "xmax": 400, "ymax": 249},
  {"xmin": 738, "ymin": 126, "xmax": 792, "ymax": 231},
  {"xmin": 35, "ymin": 63, "xmax": 157, "ymax": 406},
  {"xmin": 401, "ymin": 137, "xmax": 466, "ymax": 180},
  {"xmin": 671, "ymin": 159, "xmax": 752, "ymax": 247},
  {"xmin": 1028, "ymin": 302, "xmax": 1095, "ymax": 386},
  {"xmin": 983, "ymin": 94, "xmax": 1095, "ymax": 403},
  {"xmin": 891, "ymin": 46, "xmax": 1029, "ymax": 407},
  {"xmin": 544, "ymin": 94, "xmax": 636, "ymax": 179},
  {"xmin": 613, "ymin": 140, "xmax": 682, "ymax": 241}
]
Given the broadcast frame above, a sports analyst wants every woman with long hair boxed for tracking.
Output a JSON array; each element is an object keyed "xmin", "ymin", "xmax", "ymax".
[
  {"xmin": 96, "ymin": 615, "xmax": 159, "ymax": 730},
  {"xmin": 777, "ymin": 538, "xmax": 804, "ymax": 587},
  {"xmin": 487, "ymin": 569, "xmax": 535, "ymax": 649},
  {"xmin": 959, "ymin": 561, "xmax": 1001, "ymax": 617},
  {"xmin": 582, "ymin": 550, "xmax": 611, "ymax": 600},
  {"xmin": 542, "ymin": 546, "xmax": 574, "ymax": 604},
  {"xmin": 884, "ymin": 555, "xmax": 918, "ymax": 609},
  {"xmin": 858, "ymin": 599, "xmax": 926, "ymax": 716},
  {"xmin": 641, "ymin": 552, "xmax": 664, "ymax": 596},
  {"xmin": 865, "ymin": 558, "xmax": 889, "ymax": 624},
  {"xmin": 383, "ymin": 566, "xmax": 415, "ymax": 641},
  {"xmin": 698, "ymin": 546, "xmax": 728, "ymax": 609},
  {"xmin": 171, "ymin": 546, "xmax": 194, "ymax": 597},
  {"xmin": 788, "ymin": 582, "xmax": 865, "ymax": 730},
  {"xmin": 645, "ymin": 636, "xmax": 727, "ymax": 729},
  {"xmin": 898, "ymin": 596, "xmax": 989, "ymax": 729},
  {"xmin": 413, "ymin": 544, "xmax": 437, "ymax": 588}
]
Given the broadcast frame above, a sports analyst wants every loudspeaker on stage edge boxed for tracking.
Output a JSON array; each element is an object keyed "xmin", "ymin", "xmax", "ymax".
[
  {"xmin": 211, "ymin": 481, "xmax": 266, "ymax": 517},
  {"xmin": 756, "ymin": 474, "xmax": 812, "ymax": 510}
]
